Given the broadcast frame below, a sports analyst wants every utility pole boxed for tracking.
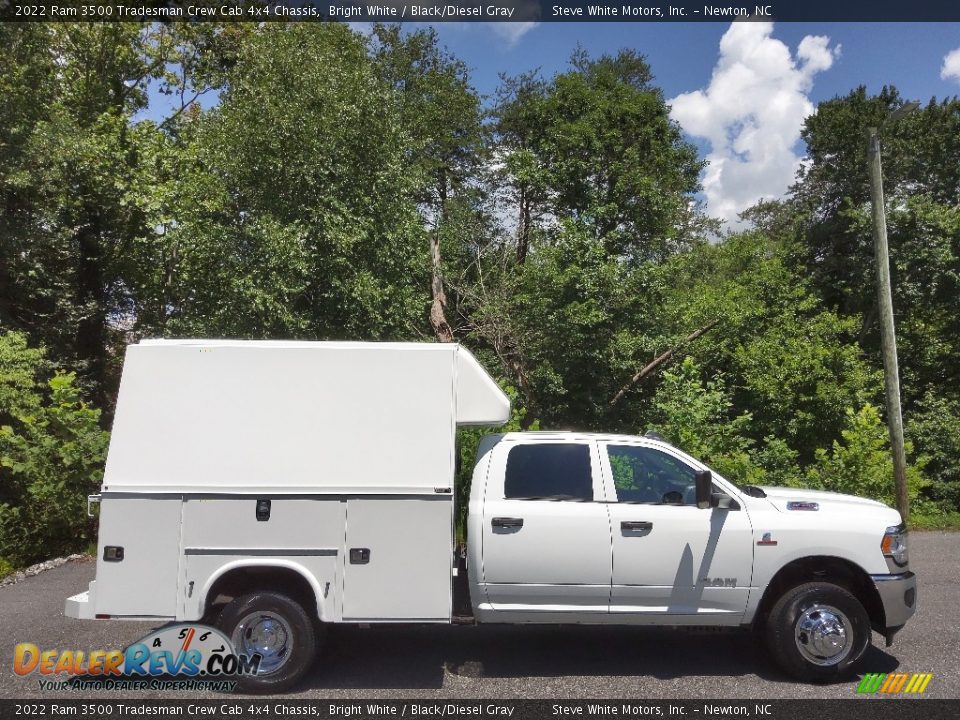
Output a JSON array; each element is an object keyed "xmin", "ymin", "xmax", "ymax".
[{"xmin": 866, "ymin": 102, "xmax": 916, "ymax": 522}]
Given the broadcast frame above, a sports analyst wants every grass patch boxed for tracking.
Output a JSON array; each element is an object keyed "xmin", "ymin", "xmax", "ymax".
[{"xmin": 909, "ymin": 512, "xmax": 960, "ymax": 531}]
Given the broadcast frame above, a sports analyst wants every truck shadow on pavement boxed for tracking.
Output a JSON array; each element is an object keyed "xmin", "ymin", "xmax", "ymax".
[{"xmin": 301, "ymin": 623, "xmax": 902, "ymax": 691}]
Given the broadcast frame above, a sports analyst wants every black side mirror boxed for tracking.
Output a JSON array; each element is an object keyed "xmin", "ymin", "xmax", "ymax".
[{"xmin": 695, "ymin": 470, "xmax": 713, "ymax": 509}]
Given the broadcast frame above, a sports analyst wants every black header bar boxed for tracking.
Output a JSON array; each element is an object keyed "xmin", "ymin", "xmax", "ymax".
[{"xmin": 2, "ymin": 0, "xmax": 960, "ymax": 23}]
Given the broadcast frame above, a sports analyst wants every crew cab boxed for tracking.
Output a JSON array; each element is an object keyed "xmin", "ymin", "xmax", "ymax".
[{"xmin": 65, "ymin": 340, "xmax": 916, "ymax": 692}]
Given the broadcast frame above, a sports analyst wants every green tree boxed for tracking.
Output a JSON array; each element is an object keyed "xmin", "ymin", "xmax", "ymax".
[
  {"xmin": 906, "ymin": 392, "xmax": 960, "ymax": 511},
  {"xmin": 803, "ymin": 405, "xmax": 929, "ymax": 511},
  {"xmin": 370, "ymin": 25, "xmax": 487, "ymax": 342},
  {"xmin": 492, "ymin": 49, "xmax": 705, "ymax": 262},
  {"xmin": 0, "ymin": 333, "xmax": 109, "ymax": 567},
  {"xmin": 491, "ymin": 71, "xmax": 550, "ymax": 264},
  {"xmin": 648, "ymin": 356, "xmax": 756, "ymax": 483},
  {"xmin": 658, "ymin": 233, "xmax": 880, "ymax": 463},
  {"xmin": 470, "ymin": 220, "xmax": 668, "ymax": 429},
  {"xmin": 155, "ymin": 24, "xmax": 428, "ymax": 340},
  {"xmin": 776, "ymin": 86, "xmax": 960, "ymax": 510},
  {"xmin": 784, "ymin": 89, "xmax": 960, "ymax": 402},
  {"xmin": 0, "ymin": 24, "xmax": 186, "ymax": 407}
]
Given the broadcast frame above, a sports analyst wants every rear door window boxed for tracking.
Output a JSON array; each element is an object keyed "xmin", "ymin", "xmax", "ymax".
[{"xmin": 504, "ymin": 443, "xmax": 593, "ymax": 501}]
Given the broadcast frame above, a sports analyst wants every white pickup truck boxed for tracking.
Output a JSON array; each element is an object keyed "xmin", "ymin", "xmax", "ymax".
[{"xmin": 65, "ymin": 340, "xmax": 916, "ymax": 692}]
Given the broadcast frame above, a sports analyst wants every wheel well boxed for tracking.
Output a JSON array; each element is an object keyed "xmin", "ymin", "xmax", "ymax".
[
  {"xmin": 203, "ymin": 566, "xmax": 320, "ymax": 624},
  {"xmin": 753, "ymin": 556, "xmax": 884, "ymax": 631}
]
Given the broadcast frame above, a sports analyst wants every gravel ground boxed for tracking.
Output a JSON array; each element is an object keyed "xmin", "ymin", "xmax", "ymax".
[
  {"xmin": 1, "ymin": 532, "xmax": 957, "ymax": 700},
  {"xmin": 0, "ymin": 554, "xmax": 87, "ymax": 589}
]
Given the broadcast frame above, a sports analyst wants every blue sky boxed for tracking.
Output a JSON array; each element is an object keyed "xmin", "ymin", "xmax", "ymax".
[
  {"xmin": 422, "ymin": 21, "xmax": 959, "ymax": 225},
  {"xmin": 428, "ymin": 22, "xmax": 960, "ymax": 106}
]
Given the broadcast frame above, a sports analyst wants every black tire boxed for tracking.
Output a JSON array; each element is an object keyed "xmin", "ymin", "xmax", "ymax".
[
  {"xmin": 200, "ymin": 602, "xmax": 225, "ymax": 628},
  {"xmin": 216, "ymin": 591, "xmax": 318, "ymax": 694},
  {"xmin": 765, "ymin": 581, "xmax": 871, "ymax": 682}
]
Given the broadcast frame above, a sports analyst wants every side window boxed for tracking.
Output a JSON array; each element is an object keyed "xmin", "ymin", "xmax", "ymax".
[
  {"xmin": 607, "ymin": 445, "xmax": 696, "ymax": 505},
  {"xmin": 504, "ymin": 443, "xmax": 593, "ymax": 501}
]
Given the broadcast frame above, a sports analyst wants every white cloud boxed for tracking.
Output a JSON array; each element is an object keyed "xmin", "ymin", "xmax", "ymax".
[
  {"xmin": 941, "ymin": 48, "xmax": 960, "ymax": 84},
  {"xmin": 487, "ymin": 22, "xmax": 539, "ymax": 47},
  {"xmin": 669, "ymin": 21, "xmax": 839, "ymax": 227}
]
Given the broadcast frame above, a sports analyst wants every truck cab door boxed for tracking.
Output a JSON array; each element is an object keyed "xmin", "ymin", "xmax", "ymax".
[
  {"xmin": 479, "ymin": 440, "xmax": 612, "ymax": 614},
  {"xmin": 600, "ymin": 442, "xmax": 754, "ymax": 620}
]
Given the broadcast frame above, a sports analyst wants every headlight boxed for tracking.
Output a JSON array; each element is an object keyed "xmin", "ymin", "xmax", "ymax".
[{"xmin": 881, "ymin": 524, "xmax": 909, "ymax": 567}]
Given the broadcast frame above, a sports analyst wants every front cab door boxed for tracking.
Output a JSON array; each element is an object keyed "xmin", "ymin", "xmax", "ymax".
[{"xmin": 601, "ymin": 441, "xmax": 754, "ymax": 620}]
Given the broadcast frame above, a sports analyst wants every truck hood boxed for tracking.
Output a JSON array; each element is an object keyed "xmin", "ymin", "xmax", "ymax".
[{"xmin": 758, "ymin": 486, "xmax": 892, "ymax": 513}]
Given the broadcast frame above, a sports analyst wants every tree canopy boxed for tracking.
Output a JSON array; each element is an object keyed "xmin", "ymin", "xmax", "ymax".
[{"xmin": 2, "ymin": 23, "xmax": 959, "ymax": 565}]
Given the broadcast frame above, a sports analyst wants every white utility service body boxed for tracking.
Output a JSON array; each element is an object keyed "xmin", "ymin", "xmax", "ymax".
[
  {"xmin": 66, "ymin": 340, "xmax": 917, "ymax": 689},
  {"xmin": 67, "ymin": 340, "xmax": 509, "ymax": 625}
]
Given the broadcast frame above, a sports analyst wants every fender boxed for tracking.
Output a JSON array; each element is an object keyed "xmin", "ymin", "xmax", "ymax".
[
  {"xmin": 743, "ymin": 553, "xmax": 882, "ymax": 627},
  {"xmin": 191, "ymin": 558, "xmax": 330, "ymax": 623}
]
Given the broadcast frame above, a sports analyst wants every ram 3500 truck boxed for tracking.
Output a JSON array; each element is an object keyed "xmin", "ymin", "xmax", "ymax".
[{"xmin": 65, "ymin": 340, "xmax": 916, "ymax": 692}]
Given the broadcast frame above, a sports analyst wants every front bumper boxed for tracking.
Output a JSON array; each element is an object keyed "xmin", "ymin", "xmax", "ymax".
[{"xmin": 870, "ymin": 571, "xmax": 916, "ymax": 645}]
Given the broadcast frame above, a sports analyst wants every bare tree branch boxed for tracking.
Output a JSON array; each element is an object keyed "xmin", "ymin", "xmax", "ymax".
[{"xmin": 609, "ymin": 318, "xmax": 720, "ymax": 407}]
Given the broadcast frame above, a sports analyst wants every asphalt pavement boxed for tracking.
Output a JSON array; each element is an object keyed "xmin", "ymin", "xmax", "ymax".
[{"xmin": 1, "ymin": 532, "xmax": 957, "ymax": 700}]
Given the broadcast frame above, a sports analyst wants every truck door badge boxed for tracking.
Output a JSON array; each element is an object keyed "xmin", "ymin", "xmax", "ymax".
[
  {"xmin": 757, "ymin": 532, "xmax": 778, "ymax": 546},
  {"xmin": 701, "ymin": 577, "xmax": 737, "ymax": 587}
]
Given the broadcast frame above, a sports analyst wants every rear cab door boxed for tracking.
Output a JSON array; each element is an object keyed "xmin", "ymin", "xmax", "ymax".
[{"xmin": 479, "ymin": 437, "xmax": 612, "ymax": 613}]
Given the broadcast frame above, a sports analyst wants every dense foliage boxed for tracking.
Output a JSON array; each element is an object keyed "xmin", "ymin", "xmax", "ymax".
[
  {"xmin": 1, "ymin": 23, "xmax": 958, "ymax": 566},
  {"xmin": 0, "ymin": 333, "xmax": 109, "ymax": 567}
]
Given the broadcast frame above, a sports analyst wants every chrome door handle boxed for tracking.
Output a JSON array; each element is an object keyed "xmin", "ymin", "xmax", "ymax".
[
  {"xmin": 621, "ymin": 521, "xmax": 653, "ymax": 531},
  {"xmin": 492, "ymin": 517, "xmax": 524, "ymax": 529}
]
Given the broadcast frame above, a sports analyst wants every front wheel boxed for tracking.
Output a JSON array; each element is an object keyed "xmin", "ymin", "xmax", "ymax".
[
  {"xmin": 765, "ymin": 581, "xmax": 871, "ymax": 682},
  {"xmin": 217, "ymin": 591, "xmax": 318, "ymax": 694}
]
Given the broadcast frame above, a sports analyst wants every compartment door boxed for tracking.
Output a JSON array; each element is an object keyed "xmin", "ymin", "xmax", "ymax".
[
  {"xmin": 94, "ymin": 497, "xmax": 182, "ymax": 617},
  {"xmin": 342, "ymin": 497, "xmax": 452, "ymax": 621}
]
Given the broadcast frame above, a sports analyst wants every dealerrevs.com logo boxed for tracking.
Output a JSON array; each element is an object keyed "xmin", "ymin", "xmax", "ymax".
[
  {"xmin": 856, "ymin": 672, "xmax": 934, "ymax": 695},
  {"xmin": 14, "ymin": 624, "xmax": 261, "ymax": 692}
]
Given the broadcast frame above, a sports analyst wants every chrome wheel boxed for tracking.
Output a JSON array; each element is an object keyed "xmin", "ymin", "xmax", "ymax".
[
  {"xmin": 232, "ymin": 611, "xmax": 293, "ymax": 675},
  {"xmin": 794, "ymin": 603, "xmax": 851, "ymax": 666}
]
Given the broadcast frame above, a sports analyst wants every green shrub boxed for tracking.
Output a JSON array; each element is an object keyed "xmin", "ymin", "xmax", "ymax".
[
  {"xmin": 750, "ymin": 436, "xmax": 803, "ymax": 488},
  {"xmin": 647, "ymin": 358, "xmax": 934, "ymax": 517},
  {"xmin": 649, "ymin": 356, "xmax": 758, "ymax": 484},
  {"xmin": 0, "ymin": 332, "xmax": 109, "ymax": 567},
  {"xmin": 906, "ymin": 392, "xmax": 960, "ymax": 511},
  {"xmin": 802, "ymin": 404, "xmax": 932, "ymax": 512}
]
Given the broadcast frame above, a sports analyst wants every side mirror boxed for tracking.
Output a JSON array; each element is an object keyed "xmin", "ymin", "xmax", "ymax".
[{"xmin": 695, "ymin": 470, "xmax": 713, "ymax": 509}]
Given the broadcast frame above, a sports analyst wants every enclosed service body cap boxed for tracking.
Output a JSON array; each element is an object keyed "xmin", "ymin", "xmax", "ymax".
[{"xmin": 105, "ymin": 341, "xmax": 510, "ymax": 493}]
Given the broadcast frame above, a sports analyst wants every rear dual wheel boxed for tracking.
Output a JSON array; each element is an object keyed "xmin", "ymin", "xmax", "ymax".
[{"xmin": 217, "ymin": 591, "xmax": 320, "ymax": 694}]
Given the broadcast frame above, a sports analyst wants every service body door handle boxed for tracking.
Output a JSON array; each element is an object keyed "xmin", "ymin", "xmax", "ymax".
[
  {"xmin": 492, "ymin": 517, "xmax": 524, "ymax": 529},
  {"xmin": 621, "ymin": 520, "xmax": 653, "ymax": 531}
]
